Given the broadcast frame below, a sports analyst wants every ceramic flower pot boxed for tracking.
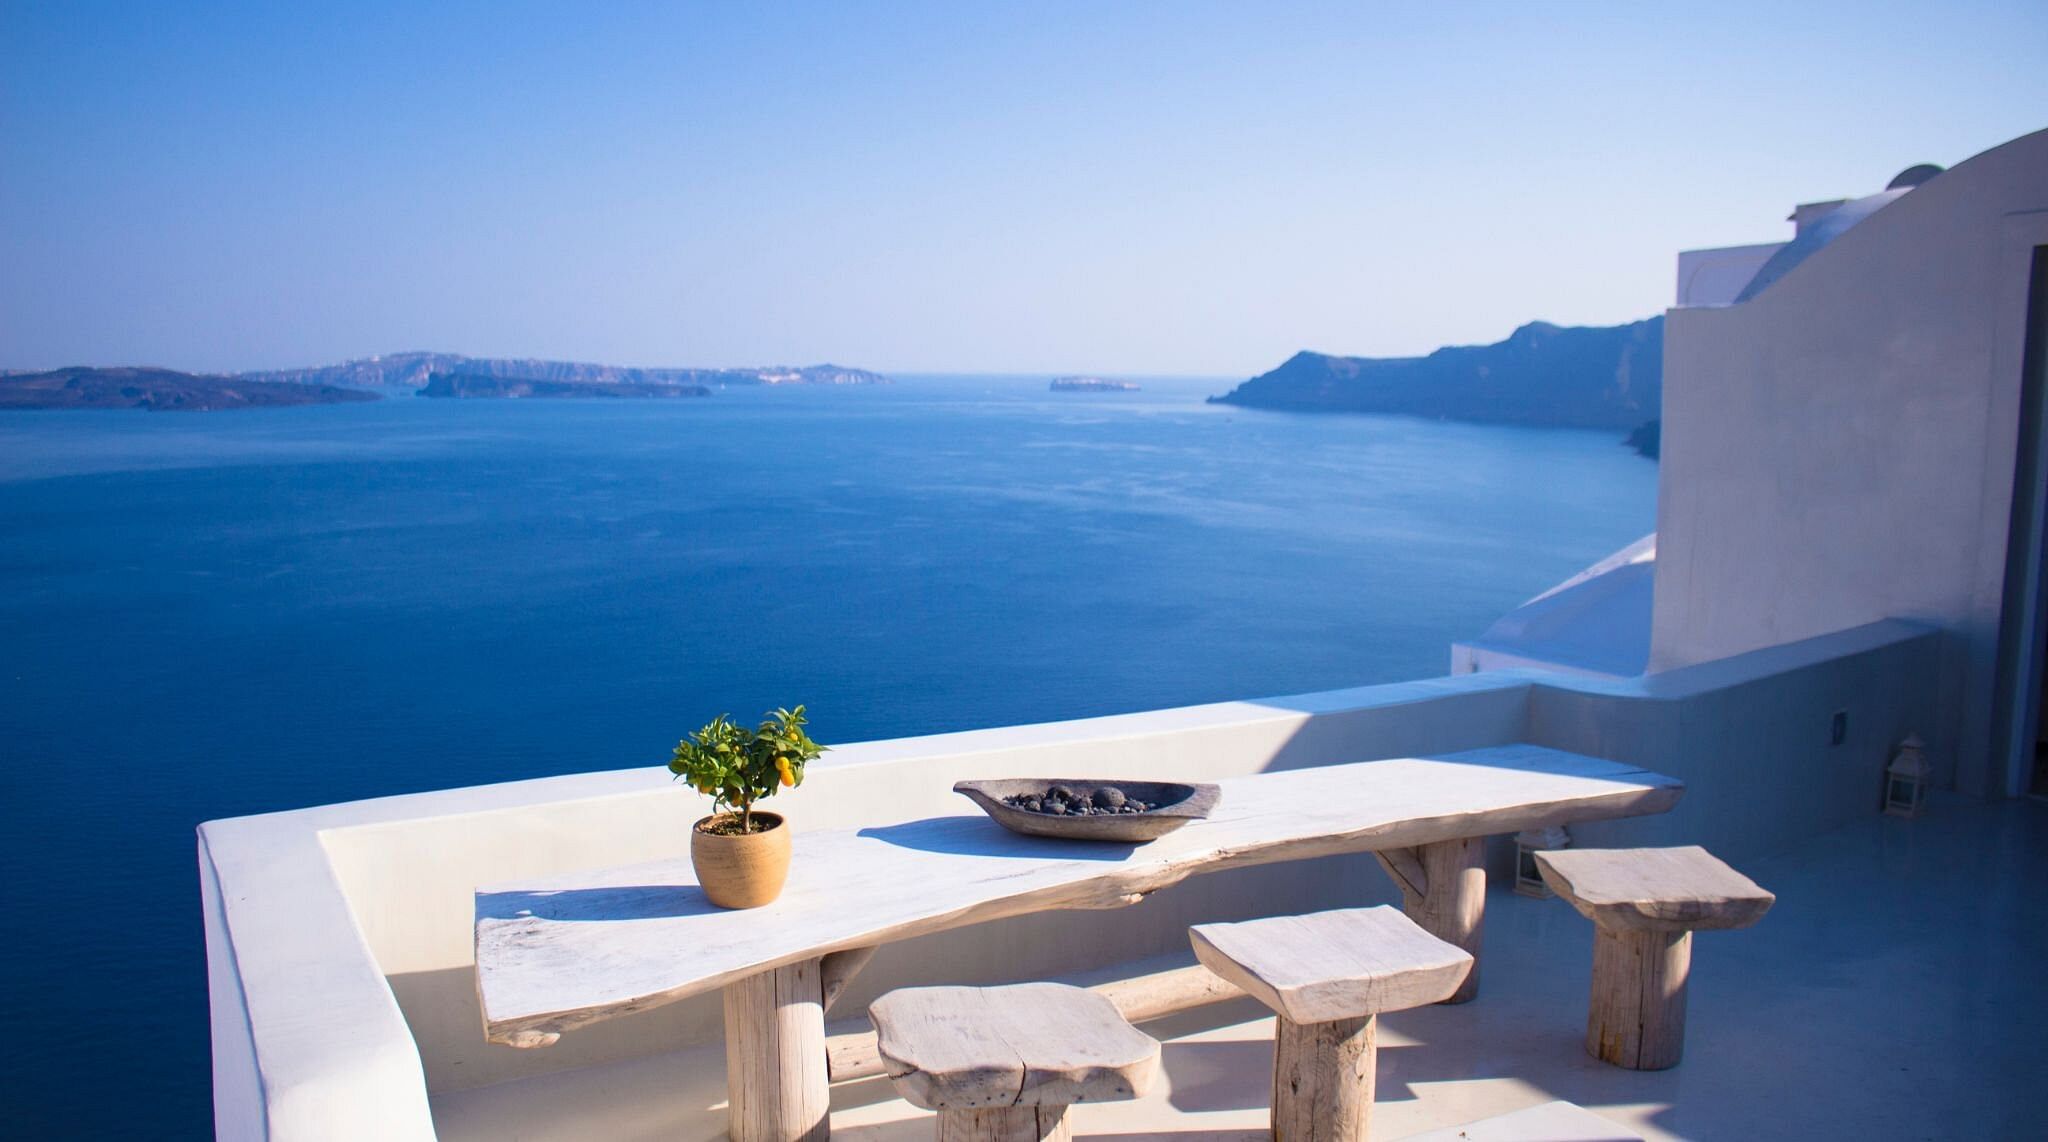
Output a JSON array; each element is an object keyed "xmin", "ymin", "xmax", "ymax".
[{"xmin": 690, "ymin": 811, "xmax": 791, "ymax": 908}]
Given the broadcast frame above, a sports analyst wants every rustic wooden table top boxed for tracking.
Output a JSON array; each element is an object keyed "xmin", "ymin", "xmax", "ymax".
[{"xmin": 475, "ymin": 744, "xmax": 1683, "ymax": 1045}]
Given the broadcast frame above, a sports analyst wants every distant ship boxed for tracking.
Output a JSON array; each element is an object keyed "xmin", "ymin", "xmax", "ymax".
[{"xmin": 1050, "ymin": 376, "xmax": 1140, "ymax": 392}]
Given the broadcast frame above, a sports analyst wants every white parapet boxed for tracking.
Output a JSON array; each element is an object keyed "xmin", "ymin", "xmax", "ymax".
[
  {"xmin": 1453, "ymin": 534, "xmax": 1655, "ymax": 679},
  {"xmin": 202, "ymin": 619, "xmax": 1937, "ymax": 1140},
  {"xmin": 1675, "ymin": 242, "xmax": 1786, "ymax": 307}
]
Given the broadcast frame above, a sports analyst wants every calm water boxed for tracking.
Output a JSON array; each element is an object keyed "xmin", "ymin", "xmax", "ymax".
[{"xmin": 0, "ymin": 375, "xmax": 1655, "ymax": 1136}]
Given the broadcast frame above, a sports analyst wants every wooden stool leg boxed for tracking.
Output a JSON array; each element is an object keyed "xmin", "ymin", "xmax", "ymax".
[
  {"xmin": 935, "ymin": 1105, "xmax": 1071, "ymax": 1142},
  {"xmin": 724, "ymin": 957, "xmax": 831, "ymax": 1141},
  {"xmin": 1587, "ymin": 927, "xmax": 1692, "ymax": 1070},
  {"xmin": 1378, "ymin": 836, "xmax": 1486, "ymax": 1003},
  {"xmin": 1272, "ymin": 1013, "xmax": 1374, "ymax": 1142}
]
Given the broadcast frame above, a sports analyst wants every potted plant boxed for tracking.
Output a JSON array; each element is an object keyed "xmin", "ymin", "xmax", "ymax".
[{"xmin": 669, "ymin": 705, "xmax": 825, "ymax": 908}]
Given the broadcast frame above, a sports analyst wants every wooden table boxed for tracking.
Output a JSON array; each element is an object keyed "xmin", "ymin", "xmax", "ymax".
[{"xmin": 475, "ymin": 744, "xmax": 1682, "ymax": 1141}]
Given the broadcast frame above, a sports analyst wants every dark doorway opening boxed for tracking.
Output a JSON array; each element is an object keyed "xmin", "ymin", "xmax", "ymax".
[{"xmin": 1994, "ymin": 244, "xmax": 2048, "ymax": 797}]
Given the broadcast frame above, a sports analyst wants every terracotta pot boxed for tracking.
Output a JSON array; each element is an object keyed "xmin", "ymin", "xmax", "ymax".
[{"xmin": 690, "ymin": 811, "xmax": 791, "ymax": 908}]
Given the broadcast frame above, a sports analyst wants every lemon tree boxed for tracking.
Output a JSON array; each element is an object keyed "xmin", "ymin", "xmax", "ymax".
[{"xmin": 669, "ymin": 705, "xmax": 825, "ymax": 833}]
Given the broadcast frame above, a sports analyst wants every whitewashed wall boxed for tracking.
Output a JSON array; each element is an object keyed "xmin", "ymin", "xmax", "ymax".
[
  {"xmin": 1675, "ymin": 241, "xmax": 1784, "ymax": 307},
  {"xmin": 202, "ymin": 621, "xmax": 1936, "ymax": 1140},
  {"xmin": 1650, "ymin": 128, "xmax": 2048, "ymax": 795}
]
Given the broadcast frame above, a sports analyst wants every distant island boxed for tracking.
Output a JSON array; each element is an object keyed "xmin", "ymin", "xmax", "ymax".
[
  {"xmin": 1209, "ymin": 318, "xmax": 1663, "ymax": 433},
  {"xmin": 0, "ymin": 367, "xmax": 380, "ymax": 412},
  {"xmin": 1, "ymin": 354, "xmax": 892, "ymax": 412},
  {"xmin": 1050, "ymin": 376, "xmax": 1141, "ymax": 392},
  {"xmin": 242, "ymin": 352, "xmax": 890, "ymax": 390},
  {"xmin": 420, "ymin": 372, "xmax": 711, "ymax": 400}
]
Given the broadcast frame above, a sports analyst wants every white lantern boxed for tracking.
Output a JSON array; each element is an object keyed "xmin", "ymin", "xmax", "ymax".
[
  {"xmin": 1514, "ymin": 824, "xmax": 1570, "ymax": 898},
  {"xmin": 1883, "ymin": 734, "xmax": 1930, "ymax": 818}
]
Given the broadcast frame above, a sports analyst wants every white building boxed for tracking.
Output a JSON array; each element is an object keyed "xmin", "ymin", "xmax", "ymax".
[
  {"xmin": 1462, "ymin": 129, "xmax": 2048, "ymax": 802},
  {"xmin": 203, "ymin": 128, "xmax": 2048, "ymax": 1140},
  {"xmin": 1657, "ymin": 135, "xmax": 2048, "ymax": 799}
]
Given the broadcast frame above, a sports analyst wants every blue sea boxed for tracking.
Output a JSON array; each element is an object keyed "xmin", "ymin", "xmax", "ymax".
[{"xmin": 0, "ymin": 375, "xmax": 1656, "ymax": 1136}]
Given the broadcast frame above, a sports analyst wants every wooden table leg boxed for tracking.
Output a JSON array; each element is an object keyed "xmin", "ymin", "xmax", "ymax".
[
  {"xmin": 1374, "ymin": 836, "xmax": 1485, "ymax": 1003},
  {"xmin": 936, "ymin": 1106, "xmax": 1071, "ymax": 1142},
  {"xmin": 1272, "ymin": 1012, "xmax": 1374, "ymax": 1141},
  {"xmin": 725, "ymin": 957, "xmax": 831, "ymax": 1141},
  {"xmin": 1587, "ymin": 927, "xmax": 1691, "ymax": 1070}
]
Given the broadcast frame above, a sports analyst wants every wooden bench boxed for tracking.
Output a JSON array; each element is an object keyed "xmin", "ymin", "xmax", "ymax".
[
  {"xmin": 869, "ymin": 982, "xmax": 1159, "ymax": 1142},
  {"xmin": 1535, "ymin": 845, "xmax": 1774, "ymax": 1070},
  {"xmin": 475, "ymin": 746, "xmax": 1682, "ymax": 1140},
  {"xmin": 1191, "ymin": 906, "xmax": 1474, "ymax": 1141}
]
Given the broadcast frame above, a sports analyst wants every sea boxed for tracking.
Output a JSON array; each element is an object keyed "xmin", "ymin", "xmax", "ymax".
[{"xmin": 0, "ymin": 374, "xmax": 1657, "ymax": 1136}]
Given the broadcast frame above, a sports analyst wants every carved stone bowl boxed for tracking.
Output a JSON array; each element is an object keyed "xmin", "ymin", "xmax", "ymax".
[{"xmin": 953, "ymin": 778, "xmax": 1221, "ymax": 843}]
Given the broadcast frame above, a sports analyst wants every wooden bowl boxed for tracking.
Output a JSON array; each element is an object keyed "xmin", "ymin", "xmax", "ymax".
[{"xmin": 953, "ymin": 778, "xmax": 1221, "ymax": 843}]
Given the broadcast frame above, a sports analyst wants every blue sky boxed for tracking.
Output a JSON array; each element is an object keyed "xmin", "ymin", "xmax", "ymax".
[{"xmin": 3, "ymin": 1, "xmax": 2044, "ymax": 376}]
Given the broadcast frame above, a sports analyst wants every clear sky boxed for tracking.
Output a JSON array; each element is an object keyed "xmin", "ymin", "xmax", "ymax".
[{"xmin": 3, "ymin": 1, "xmax": 2044, "ymax": 377}]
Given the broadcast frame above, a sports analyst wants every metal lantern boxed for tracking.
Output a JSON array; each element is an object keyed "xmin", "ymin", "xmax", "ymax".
[
  {"xmin": 1514, "ymin": 824, "xmax": 1571, "ymax": 898},
  {"xmin": 1883, "ymin": 734, "xmax": 1930, "ymax": 818}
]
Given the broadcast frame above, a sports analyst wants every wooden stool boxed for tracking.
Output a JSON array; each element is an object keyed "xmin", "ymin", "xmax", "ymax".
[
  {"xmin": 1536, "ymin": 845, "xmax": 1774, "ymax": 1071},
  {"xmin": 1190, "ymin": 905, "xmax": 1474, "ymax": 1142},
  {"xmin": 869, "ymin": 982, "xmax": 1160, "ymax": 1142}
]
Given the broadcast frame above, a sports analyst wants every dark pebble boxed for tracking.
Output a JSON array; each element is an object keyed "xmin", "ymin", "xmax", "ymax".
[{"xmin": 999, "ymin": 787, "xmax": 1160, "ymax": 817}]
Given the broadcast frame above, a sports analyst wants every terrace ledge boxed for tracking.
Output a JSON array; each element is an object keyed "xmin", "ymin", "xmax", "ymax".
[{"xmin": 201, "ymin": 617, "xmax": 1936, "ymax": 1141}]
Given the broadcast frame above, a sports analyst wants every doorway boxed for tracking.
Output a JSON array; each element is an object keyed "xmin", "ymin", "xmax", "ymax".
[{"xmin": 1994, "ymin": 243, "xmax": 2048, "ymax": 798}]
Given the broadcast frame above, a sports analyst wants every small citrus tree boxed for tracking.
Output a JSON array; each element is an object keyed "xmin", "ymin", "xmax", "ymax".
[{"xmin": 669, "ymin": 705, "xmax": 825, "ymax": 834}]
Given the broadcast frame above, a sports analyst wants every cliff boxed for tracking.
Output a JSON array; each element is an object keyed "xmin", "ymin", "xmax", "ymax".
[
  {"xmin": 1209, "ymin": 317, "xmax": 1663, "ymax": 431},
  {"xmin": 243, "ymin": 353, "xmax": 889, "ymax": 390},
  {"xmin": 419, "ymin": 372, "xmax": 712, "ymax": 399},
  {"xmin": 0, "ymin": 367, "xmax": 381, "ymax": 411}
]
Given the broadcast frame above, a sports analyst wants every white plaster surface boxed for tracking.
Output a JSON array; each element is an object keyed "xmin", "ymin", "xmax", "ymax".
[
  {"xmin": 1650, "ymin": 127, "xmax": 2048, "ymax": 796},
  {"xmin": 430, "ymin": 795, "xmax": 2048, "ymax": 1141},
  {"xmin": 1454, "ymin": 536, "xmax": 1655, "ymax": 679},
  {"xmin": 202, "ymin": 621, "xmax": 1940, "ymax": 1139},
  {"xmin": 1674, "ymin": 242, "xmax": 1783, "ymax": 307},
  {"xmin": 1398, "ymin": 1100, "xmax": 1642, "ymax": 1141}
]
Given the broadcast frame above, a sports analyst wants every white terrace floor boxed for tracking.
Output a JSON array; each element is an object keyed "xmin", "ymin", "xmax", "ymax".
[{"xmin": 433, "ymin": 795, "xmax": 2047, "ymax": 1141}]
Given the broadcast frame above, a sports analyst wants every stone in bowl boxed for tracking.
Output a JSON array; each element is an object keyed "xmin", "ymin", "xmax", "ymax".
[{"xmin": 953, "ymin": 778, "xmax": 1221, "ymax": 843}]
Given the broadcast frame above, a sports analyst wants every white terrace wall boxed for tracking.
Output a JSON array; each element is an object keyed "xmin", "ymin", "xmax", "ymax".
[
  {"xmin": 1650, "ymin": 127, "xmax": 2048, "ymax": 796},
  {"xmin": 204, "ymin": 621, "xmax": 1937, "ymax": 1140},
  {"xmin": 1528, "ymin": 620, "xmax": 1938, "ymax": 855},
  {"xmin": 317, "ymin": 675, "xmax": 1533, "ymax": 1097}
]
